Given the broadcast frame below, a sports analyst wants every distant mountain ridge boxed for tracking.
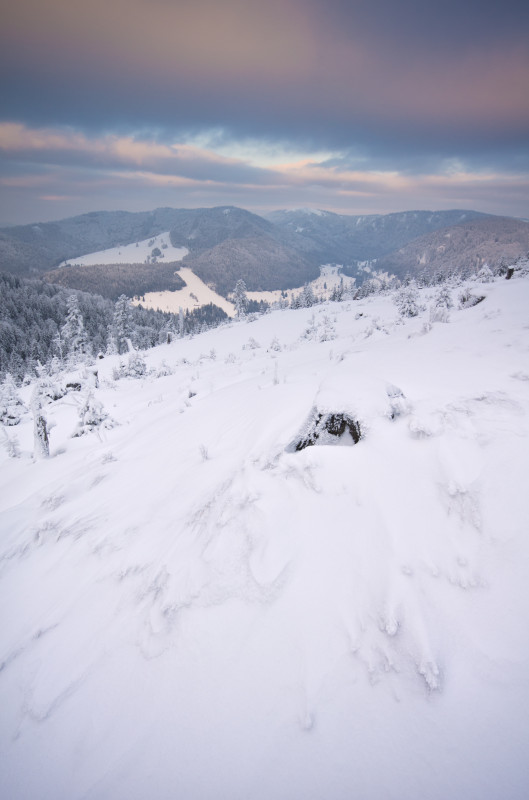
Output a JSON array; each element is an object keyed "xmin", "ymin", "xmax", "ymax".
[
  {"xmin": 1, "ymin": 205, "xmax": 527, "ymax": 297},
  {"xmin": 265, "ymin": 208, "xmax": 492, "ymax": 265},
  {"xmin": 373, "ymin": 216, "xmax": 529, "ymax": 279}
]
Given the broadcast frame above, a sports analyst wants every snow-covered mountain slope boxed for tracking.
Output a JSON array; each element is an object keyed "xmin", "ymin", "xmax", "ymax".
[{"xmin": 1, "ymin": 276, "xmax": 529, "ymax": 799}]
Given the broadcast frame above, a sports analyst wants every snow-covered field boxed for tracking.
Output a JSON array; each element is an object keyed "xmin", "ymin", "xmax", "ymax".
[
  {"xmin": 1, "ymin": 276, "xmax": 529, "ymax": 799},
  {"xmin": 59, "ymin": 232, "xmax": 188, "ymax": 267},
  {"xmin": 245, "ymin": 265, "xmax": 356, "ymax": 305}
]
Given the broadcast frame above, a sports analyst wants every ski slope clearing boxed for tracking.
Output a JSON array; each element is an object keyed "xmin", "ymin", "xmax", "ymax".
[
  {"xmin": 59, "ymin": 232, "xmax": 188, "ymax": 267},
  {"xmin": 137, "ymin": 264, "xmax": 354, "ymax": 317},
  {"xmin": 133, "ymin": 266, "xmax": 236, "ymax": 317},
  {"xmin": 1, "ymin": 276, "xmax": 529, "ymax": 799}
]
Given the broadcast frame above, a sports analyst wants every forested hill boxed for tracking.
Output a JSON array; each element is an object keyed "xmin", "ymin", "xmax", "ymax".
[
  {"xmin": 0, "ymin": 205, "xmax": 499, "ymax": 283},
  {"xmin": 0, "ymin": 273, "xmax": 227, "ymax": 382},
  {"xmin": 0, "ymin": 208, "xmax": 184, "ymax": 275}
]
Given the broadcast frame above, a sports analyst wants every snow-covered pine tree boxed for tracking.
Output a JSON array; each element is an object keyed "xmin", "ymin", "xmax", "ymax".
[
  {"xmin": 233, "ymin": 280, "xmax": 248, "ymax": 318},
  {"xmin": 106, "ymin": 324, "xmax": 119, "ymax": 356},
  {"xmin": 301, "ymin": 284, "xmax": 316, "ymax": 308},
  {"xmin": 0, "ymin": 373, "xmax": 25, "ymax": 426},
  {"xmin": 61, "ymin": 294, "xmax": 91, "ymax": 366},
  {"xmin": 113, "ymin": 295, "xmax": 134, "ymax": 354},
  {"xmin": 330, "ymin": 278, "xmax": 344, "ymax": 302},
  {"xmin": 476, "ymin": 265, "xmax": 494, "ymax": 283}
]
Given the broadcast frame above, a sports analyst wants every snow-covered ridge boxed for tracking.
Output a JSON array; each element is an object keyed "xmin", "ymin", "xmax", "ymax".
[
  {"xmin": 59, "ymin": 231, "xmax": 188, "ymax": 267},
  {"xmin": 1, "ymin": 274, "xmax": 529, "ymax": 799}
]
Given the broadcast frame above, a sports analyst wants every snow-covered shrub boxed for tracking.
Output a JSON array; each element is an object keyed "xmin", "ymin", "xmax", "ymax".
[
  {"xmin": 243, "ymin": 337, "xmax": 261, "ymax": 350},
  {"xmin": 35, "ymin": 364, "xmax": 66, "ymax": 403},
  {"xmin": 386, "ymin": 384, "xmax": 412, "ymax": 420},
  {"xmin": 429, "ymin": 284, "xmax": 453, "ymax": 323},
  {"xmin": 319, "ymin": 315, "xmax": 336, "ymax": 342},
  {"xmin": 2, "ymin": 431, "xmax": 21, "ymax": 458},
  {"xmin": 395, "ymin": 281, "xmax": 421, "ymax": 317},
  {"xmin": 459, "ymin": 289, "xmax": 485, "ymax": 309},
  {"xmin": 156, "ymin": 360, "xmax": 173, "ymax": 377},
  {"xmin": 434, "ymin": 285, "xmax": 453, "ymax": 309},
  {"xmin": 302, "ymin": 314, "xmax": 318, "ymax": 341},
  {"xmin": 113, "ymin": 352, "xmax": 148, "ymax": 380},
  {"xmin": 0, "ymin": 373, "xmax": 25, "ymax": 426},
  {"xmin": 31, "ymin": 381, "xmax": 50, "ymax": 458},
  {"xmin": 430, "ymin": 305, "xmax": 450, "ymax": 323},
  {"xmin": 269, "ymin": 337, "xmax": 282, "ymax": 352},
  {"xmin": 72, "ymin": 391, "xmax": 115, "ymax": 437},
  {"xmin": 364, "ymin": 317, "xmax": 388, "ymax": 338}
]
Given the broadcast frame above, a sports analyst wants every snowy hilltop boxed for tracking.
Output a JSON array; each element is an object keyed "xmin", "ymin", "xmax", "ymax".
[{"xmin": 1, "ymin": 269, "xmax": 529, "ymax": 799}]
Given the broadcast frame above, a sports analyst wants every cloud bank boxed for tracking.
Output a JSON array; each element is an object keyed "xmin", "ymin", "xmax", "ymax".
[{"xmin": 0, "ymin": 0, "xmax": 528, "ymax": 223}]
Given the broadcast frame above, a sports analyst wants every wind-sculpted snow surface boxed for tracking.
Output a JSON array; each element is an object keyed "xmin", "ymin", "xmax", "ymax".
[{"xmin": 1, "ymin": 276, "xmax": 529, "ymax": 799}]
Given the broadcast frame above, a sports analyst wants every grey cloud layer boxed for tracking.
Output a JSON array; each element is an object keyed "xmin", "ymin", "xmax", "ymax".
[
  {"xmin": 1, "ymin": 0, "xmax": 528, "ymax": 159},
  {"xmin": 0, "ymin": 0, "xmax": 527, "ymax": 223}
]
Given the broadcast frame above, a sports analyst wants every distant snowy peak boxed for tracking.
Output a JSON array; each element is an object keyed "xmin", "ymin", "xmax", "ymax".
[{"xmin": 285, "ymin": 207, "xmax": 329, "ymax": 217}]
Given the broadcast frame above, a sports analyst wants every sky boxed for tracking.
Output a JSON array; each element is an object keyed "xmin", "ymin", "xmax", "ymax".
[{"xmin": 0, "ymin": 0, "xmax": 528, "ymax": 226}]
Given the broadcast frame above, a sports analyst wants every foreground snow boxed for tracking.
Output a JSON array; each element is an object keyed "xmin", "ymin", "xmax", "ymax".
[{"xmin": 1, "ymin": 277, "xmax": 529, "ymax": 799}]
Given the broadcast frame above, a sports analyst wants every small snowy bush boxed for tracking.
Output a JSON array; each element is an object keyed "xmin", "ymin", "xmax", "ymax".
[
  {"xmin": 156, "ymin": 360, "xmax": 173, "ymax": 377},
  {"xmin": 429, "ymin": 305, "xmax": 450, "ymax": 324},
  {"xmin": 113, "ymin": 352, "xmax": 148, "ymax": 380},
  {"xmin": 243, "ymin": 337, "xmax": 261, "ymax": 350},
  {"xmin": 434, "ymin": 285, "xmax": 453, "ymax": 309},
  {"xmin": 72, "ymin": 392, "xmax": 115, "ymax": 437},
  {"xmin": 0, "ymin": 373, "xmax": 25, "ymax": 426},
  {"xmin": 30, "ymin": 381, "xmax": 50, "ymax": 458},
  {"xmin": 126, "ymin": 352, "xmax": 147, "ymax": 378},
  {"xmin": 302, "ymin": 314, "xmax": 318, "ymax": 341},
  {"xmin": 319, "ymin": 315, "xmax": 336, "ymax": 342},
  {"xmin": 459, "ymin": 289, "xmax": 485, "ymax": 309},
  {"xmin": 395, "ymin": 281, "xmax": 421, "ymax": 317}
]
